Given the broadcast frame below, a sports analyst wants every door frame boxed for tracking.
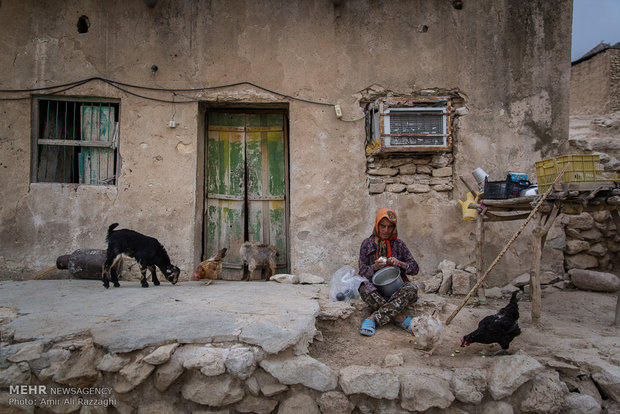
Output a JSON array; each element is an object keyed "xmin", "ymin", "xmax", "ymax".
[{"xmin": 200, "ymin": 105, "xmax": 290, "ymax": 279}]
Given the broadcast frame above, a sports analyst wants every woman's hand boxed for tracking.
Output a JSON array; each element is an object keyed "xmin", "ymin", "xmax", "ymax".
[
  {"xmin": 373, "ymin": 257, "xmax": 387, "ymax": 271},
  {"xmin": 387, "ymin": 257, "xmax": 405, "ymax": 269}
]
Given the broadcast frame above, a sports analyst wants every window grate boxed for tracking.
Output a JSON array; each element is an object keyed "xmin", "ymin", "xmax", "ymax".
[
  {"xmin": 365, "ymin": 97, "xmax": 452, "ymax": 154},
  {"xmin": 34, "ymin": 98, "xmax": 120, "ymax": 185},
  {"xmin": 390, "ymin": 113, "xmax": 443, "ymax": 135}
]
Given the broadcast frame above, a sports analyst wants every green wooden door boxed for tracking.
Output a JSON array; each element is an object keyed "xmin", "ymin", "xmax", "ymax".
[{"xmin": 205, "ymin": 112, "xmax": 287, "ymax": 280}]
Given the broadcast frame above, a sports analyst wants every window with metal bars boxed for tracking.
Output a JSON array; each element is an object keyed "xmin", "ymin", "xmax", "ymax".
[
  {"xmin": 33, "ymin": 97, "xmax": 120, "ymax": 185},
  {"xmin": 365, "ymin": 97, "xmax": 452, "ymax": 154}
]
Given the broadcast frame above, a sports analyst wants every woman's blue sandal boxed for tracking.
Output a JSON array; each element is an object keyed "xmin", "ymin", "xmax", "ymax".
[
  {"xmin": 360, "ymin": 318, "xmax": 375, "ymax": 336},
  {"xmin": 395, "ymin": 316, "xmax": 413, "ymax": 333}
]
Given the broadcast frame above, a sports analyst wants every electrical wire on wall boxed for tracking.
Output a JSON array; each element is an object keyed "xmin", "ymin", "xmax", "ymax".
[{"xmin": 0, "ymin": 76, "xmax": 365, "ymax": 122}]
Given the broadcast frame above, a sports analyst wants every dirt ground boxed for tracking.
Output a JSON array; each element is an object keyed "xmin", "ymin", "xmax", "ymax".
[{"xmin": 309, "ymin": 287, "xmax": 620, "ymax": 371}]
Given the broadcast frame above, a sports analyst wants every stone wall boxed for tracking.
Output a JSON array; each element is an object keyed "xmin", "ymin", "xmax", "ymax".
[
  {"xmin": 367, "ymin": 154, "xmax": 453, "ymax": 196},
  {"xmin": 611, "ymin": 51, "xmax": 620, "ymax": 113},
  {"xmin": 2, "ymin": 325, "xmax": 618, "ymax": 413},
  {"xmin": 562, "ymin": 211, "xmax": 620, "ymax": 273},
  {"xmin": 570, "ymin": 49, "xmax": 620, "ymax": 115}
]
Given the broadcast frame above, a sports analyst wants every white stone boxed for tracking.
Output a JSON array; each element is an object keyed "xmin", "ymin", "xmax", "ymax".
[
  {"xmin": 591, "ymin": 362, "xmax": 620, "ymax": 402},
  {"xmin": 97, "ymin": 353, "xmax": 130, "ymax": 372},
  {"xmin": 181, "ymin": 371, "xmax": 244, "ymax": 406},
  {"xmin": 52, "ymin": 345, "xmax": 99, "ymax": 388},
  {"xmin": 407, "ymin": 183, "xmax": 431, "ymax": 193},
  {"xmin": 269, "ymin": 274, "xmax": 299, "ymax": 284},
  {"xmin": 511, "ymin": 272, "xmax": 531, "ymax": 287},
  {"xmin": 154, "ymin": 355, "xmax": 184, "ymax": 392},
  {"xmin": 260, "ymin": 355, "xmax": 337, "ymax": 392},
  {"xmin": 298, "ymin": 273, "xmax": 324, "ymax": 284},
  {"xmin": 225, "ymin": 347, "xmax": 256, "ymax": 380},
  {"xmin": 481, "ymin": 400, "xmax": 515, "ymax": 414},
  {"xmin": 400, "ymin": 372, "xmax": 455, "ymax": 411},
  {"xmin": 143, "ymin": 343, "xmax": 179, "ymax": 365},
  {"xmin": 452, "ymin": 270, "xmax": 475, "ymax": 295},
  {"xmin": 339, "ymin": 365, "xmax": 400, "ymax": 399},
  {"xmin": 114, "ymin": 357, "xmax": 156, "ymax": 394},
  {"xmin": 484, "ymin": 287, "xmax": 503, "ymax": 298},
  {"xmin": 520, "ymin": 370, "xmax": 569, "ymax": 413},
  {"xmin": 432, "ymin": 166, "xmax": 452, "ymax": 177},
  {"xmin": 487, "ymin": 351, "xmax": 545, "ymax": 400},
  {"xmin": 451, "ymin": 368, "xmax": 487, "ymax": 404}
]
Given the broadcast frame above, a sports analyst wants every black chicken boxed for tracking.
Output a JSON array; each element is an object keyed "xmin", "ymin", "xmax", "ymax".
[{"xmin": 460, "ymin": 291, "xmax": 521, "ymax": 356}]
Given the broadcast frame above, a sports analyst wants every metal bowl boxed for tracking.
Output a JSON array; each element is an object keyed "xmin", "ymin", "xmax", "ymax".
[{"xmin": 372, "ymin": 266, "xmax": 404, "ymax": 298}]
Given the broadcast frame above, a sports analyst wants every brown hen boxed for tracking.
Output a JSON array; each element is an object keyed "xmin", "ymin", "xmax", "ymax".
[{"xmin": 194, "ymin": 248, "xmax": 227, "ymax": 285}]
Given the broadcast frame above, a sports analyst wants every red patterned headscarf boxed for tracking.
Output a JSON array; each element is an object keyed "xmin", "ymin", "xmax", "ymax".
[{"xmin": 373, "ymin": 208, "xmax": 398, "ymax": 258}]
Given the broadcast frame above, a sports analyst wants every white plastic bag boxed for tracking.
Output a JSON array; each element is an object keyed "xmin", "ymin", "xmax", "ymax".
[{"xmin": 329, "ymin": 265, "xmax": 366, "ymax": 302}]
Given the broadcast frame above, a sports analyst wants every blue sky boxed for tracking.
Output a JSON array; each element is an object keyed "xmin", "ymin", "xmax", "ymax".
[{"xmin": 572, "ymin": 0, "xmax": 620, "ymax": 61}]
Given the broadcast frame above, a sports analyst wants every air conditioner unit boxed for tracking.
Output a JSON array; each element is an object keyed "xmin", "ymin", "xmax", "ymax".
[{"xmin": 366, "ymin": 96, "xmax": 452, "ymax": 154}]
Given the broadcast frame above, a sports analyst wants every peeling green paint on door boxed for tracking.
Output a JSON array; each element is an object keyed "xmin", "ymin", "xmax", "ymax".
[{"xmin": 205, "ymin": 111, "xmax": 287, "ymax": 280}]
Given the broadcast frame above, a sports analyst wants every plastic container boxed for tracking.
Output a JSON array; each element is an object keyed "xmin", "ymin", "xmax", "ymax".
[
  {"xmin": 372, "ymin": 266, "xmax": 404, "ymax": 298},
  {"xmin": 483, "ymin": 176, "xmax": 530, "ymax": 199},
  {"xmin": 535, "ymin": 154, "xmax": 613, "ymax": 192}
]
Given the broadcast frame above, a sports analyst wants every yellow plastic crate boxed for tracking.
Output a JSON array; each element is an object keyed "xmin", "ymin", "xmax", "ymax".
[{"xmin": 535, "ymin": 154, "xmax": 607, "ymax": 192}]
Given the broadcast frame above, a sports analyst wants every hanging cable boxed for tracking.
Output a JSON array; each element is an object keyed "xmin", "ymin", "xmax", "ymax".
[{"xmin": 0, "ymin": 76, "xmax": 336, "ymax": 106}]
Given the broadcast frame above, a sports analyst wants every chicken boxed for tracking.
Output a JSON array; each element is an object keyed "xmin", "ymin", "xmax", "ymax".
[
  {"xmin": 194, "ymin": 248, "xmax": 227, "ymax": 285},
  {"xmin": 461, "ymin": 290, "xmax": 521, "ymax": 356},
  {"xmin": 409, "ymin": 309, "xmax": 443, "ymax": 356}
]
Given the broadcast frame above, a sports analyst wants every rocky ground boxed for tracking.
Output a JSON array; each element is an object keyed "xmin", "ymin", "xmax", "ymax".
[{"xmin": 311, "ymin": 285, "xmax": 620, "ymax": 371}]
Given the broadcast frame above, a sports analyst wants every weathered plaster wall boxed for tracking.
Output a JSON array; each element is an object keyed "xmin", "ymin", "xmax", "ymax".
[{"xmin": 0, "ymin": 0, "xmax": 572, "ymax": 286}]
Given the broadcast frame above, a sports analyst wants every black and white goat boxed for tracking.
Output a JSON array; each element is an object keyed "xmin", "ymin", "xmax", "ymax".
[{"xmin": 102, "ymin": 223, "xmax": 180, "ymax": 288}]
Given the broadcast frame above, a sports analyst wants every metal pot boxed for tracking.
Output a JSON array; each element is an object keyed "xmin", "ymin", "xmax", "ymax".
[
  {"xmin": 520, "ymin": 185, "xmax": 538, "ymax": 197},
  {"xmin": 372, "ymin": 266, "xmax": 404, "ymax": 298}
]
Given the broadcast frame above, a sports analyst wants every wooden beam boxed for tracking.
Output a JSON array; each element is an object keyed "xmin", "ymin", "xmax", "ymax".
[{"xmin": 445, "ymin": 163, "xmax": 570, "ymax": 326}]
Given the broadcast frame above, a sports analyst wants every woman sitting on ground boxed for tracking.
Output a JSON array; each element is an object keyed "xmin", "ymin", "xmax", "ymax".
[{"xmin": 358, "ymin": 208, "xmax": 419, "ymax": 336}]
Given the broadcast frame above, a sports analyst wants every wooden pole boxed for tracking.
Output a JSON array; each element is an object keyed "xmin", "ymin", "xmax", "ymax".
[
  {"xmin": 530, "ymin": 204, "xmax": 560, "ymax": 323},
  {"xmin": 476, "ymin": 212, "xmax": 486, "ymax": 300},
  {"xmin": 445, "ymin": 163, "xmax": 570, "ymax": 325},
  {"xmin": 460, "ymin": 175, "xmax": 478, "ymax": 194}
]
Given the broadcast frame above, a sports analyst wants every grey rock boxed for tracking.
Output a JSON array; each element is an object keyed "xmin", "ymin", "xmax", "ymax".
[
  {"xmin": 317, "ymin": 391, "xmax": 353, "ymax": 414},
  {"xmin": 339, "ymin": 365, "xmax": 400, "ymax": 399},
  {"xmin": 235, "ymin": 395, "xmax": 278, "ymax": 414},
  {"xmin": 97, "ymin": 353, "xmax": 130, "ymax": 372},
  {"xmin": 7, "ymin": 341, "xmax": 44, "ymax": 362},
  {"xmin": 143, "ymin": 343, "xmax": 179, "ymax": 365},
  {"xmin": 487, "ymin": 351, "xmax": 545, "ymax": 400},
  {"xmin": 562, "ymin": 392, "xmax": 602, "ymax": 414},
  {"xmin": 0, "ymin": 362, "xmax": 31, "ymax": 387},
  {"xmin": 520, "ymin": 370, "xmax": 569, "ymax": 413},
  {"xmin": 260, "ymin": 355, "xmax": 337, "ymax": 392},
  {"xmin": 569, "ymin": 269, "xmax": 620, "ymax": 292},
  {"xmin": 114, "ymin": 357, "xmax": 156, "ymax": 394},
  {"xmin": 181, "ymin": 371, "xmax": 244, "ymax": 406},
  {"xmin": 278, "ymin": 393, "xmax": 320, "ymax": 414},
  {"xmin": 451, "ymin": 367, "xmax": 487, "ymax": 404},
  {"xmin": 400, "ymin": 372, "xmax": 455, "ymax": 411}
]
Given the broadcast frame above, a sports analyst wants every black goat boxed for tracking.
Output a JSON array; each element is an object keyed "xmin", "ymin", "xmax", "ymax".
[{"xmin": 102, "ymin": 223, "xmax": 180, "ymax": 288}]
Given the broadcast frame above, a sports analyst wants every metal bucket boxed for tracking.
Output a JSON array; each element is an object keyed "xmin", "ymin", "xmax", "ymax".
[{"xmin": 372, "ymin": 266, "xmax": 404, "ymax": 298}]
